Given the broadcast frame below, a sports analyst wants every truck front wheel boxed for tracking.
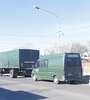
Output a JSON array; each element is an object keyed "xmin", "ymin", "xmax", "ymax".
[
  {"xmin": 53, "ymin": 76, "xmax": 59, "ymax": 84},
  {"xmin": 32, "ymin": 74, "xmax": 37, "ymax": 81}
]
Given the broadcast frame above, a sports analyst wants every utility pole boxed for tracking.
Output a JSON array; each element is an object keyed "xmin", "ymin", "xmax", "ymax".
[{"xmin": 34, "ymin": 5, "xmax": 63, "ymax": 53}]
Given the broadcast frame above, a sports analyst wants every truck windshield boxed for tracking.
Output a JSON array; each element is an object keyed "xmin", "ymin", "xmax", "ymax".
[{"xmin": 66, "ymin": 54, "xmax": 81, "ymax": 67}]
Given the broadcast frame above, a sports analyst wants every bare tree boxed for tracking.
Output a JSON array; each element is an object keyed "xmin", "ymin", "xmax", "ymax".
[
  {"xmin": 60, "ymin": 44, "xmax": 71, "ymax": 53},
  {"xmin": 43, "ymin": 44, "xmax": 58, "ymax": 55},
  {"xmin": 70, "ymin": 43, "xmax": 88, "ymax": 56},
  {"xmin": 88, "ymin": 40, "xmax": 90, "ymax": 48},
  {"xmin": 87, "ymin": 40, "xmax": 90, "ymax": 56},
  {"xmin": 43, "ymin": 44, "xmax": 71, "ymax": 55},
  {"xmin": 43, "ymin": 42, "xmax": 89, "ymax": 56}
]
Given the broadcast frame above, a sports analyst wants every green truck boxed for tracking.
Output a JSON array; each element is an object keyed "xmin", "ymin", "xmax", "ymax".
[
  {"xmin": 32, "ymin": 53, "xmax": 82, "ymax": 84},
  {"xmin": 0, "ymin": 49, "xmax": 39, "ymax": 78}
]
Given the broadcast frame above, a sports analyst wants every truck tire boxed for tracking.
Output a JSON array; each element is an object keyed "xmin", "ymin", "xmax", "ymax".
[
  {"xmin": 32, "ymin": 74, "xmax": 37, "ymax": 81},
  {"xmin": 53, "ymin": 76, "xmax": 59, "ymax": 84},
  {"xmin": 10, "ymin": 69, "xmax": 17, "ymax": 78}
]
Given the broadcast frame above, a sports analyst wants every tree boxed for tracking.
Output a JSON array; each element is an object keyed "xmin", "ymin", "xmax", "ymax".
[
  {"xmin": 43, "ymin": 44, "xmax": 58, "ymax": 55},
  {"xmin": 87, "ymin": 40, "xmax": 90, "ymax": 56},
  {"xmin": 43, "ymin": 44, "xmax": 71, "ymax": 55},
  {"xmin": 43, "ymin": 42, "xmax": 88, "ymax": 56},
  {"xmin": 70, "ymin": 43, "xmax": 88, "ymax": 56}
]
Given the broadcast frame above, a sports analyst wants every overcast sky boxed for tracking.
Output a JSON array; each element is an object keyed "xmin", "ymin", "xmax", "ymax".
[{"xmin": 0, "ymin": 0, "xmax": 90, "ymax": 54}]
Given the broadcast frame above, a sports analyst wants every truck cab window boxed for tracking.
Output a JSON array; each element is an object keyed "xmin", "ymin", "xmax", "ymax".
[
  {"xmin": 35, "ymin": 61, "xmax": 40, "ymax": 68},
  {"xmin": 41, "ymin": 60, "xmax": 48, "ymax": 68}
]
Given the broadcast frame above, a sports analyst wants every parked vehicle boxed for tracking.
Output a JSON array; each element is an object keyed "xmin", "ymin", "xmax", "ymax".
[
  {"xmin": 0, "ymin": 49, "xmax": 39, "ymax": 78},
  {"xmin": 32, "ymin": 53, "xmax": 82, "ymax": 84}
]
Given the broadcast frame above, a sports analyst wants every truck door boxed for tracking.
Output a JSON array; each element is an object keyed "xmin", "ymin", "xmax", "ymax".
[
  {"xmin": 36, "ymin": 60, "xmax": 48, "ymax": 79},
  {"xmin": 65, "ymin": 53, "xmax": 82, "ymax": 81}
]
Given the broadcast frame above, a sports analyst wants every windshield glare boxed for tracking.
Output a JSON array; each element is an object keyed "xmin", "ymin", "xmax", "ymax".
[
  {"xmin": 66, "ymin": 54, "xmax": 81, "ymax": 67},
  {"xmin": 66, "ymin": 58, "xmax": 81, "ymax": 67}
]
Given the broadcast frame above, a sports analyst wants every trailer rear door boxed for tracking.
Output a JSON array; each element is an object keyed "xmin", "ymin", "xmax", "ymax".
[{"xmin": 19, "ymin": 49, "xmax": 39, "ymax": 70}]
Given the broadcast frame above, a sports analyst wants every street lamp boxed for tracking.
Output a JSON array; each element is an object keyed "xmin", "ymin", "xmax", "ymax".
[{"xmin": 34, "ymin": 5, "xmax": 63, "ymax": 53}]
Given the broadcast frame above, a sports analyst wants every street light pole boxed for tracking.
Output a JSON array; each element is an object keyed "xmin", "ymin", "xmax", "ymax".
[{"xmin": 34, "ymin": 5, "xmax": 62, "ymax": 53}]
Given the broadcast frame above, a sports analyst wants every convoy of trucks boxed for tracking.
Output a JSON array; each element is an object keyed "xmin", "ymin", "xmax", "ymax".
[{"xmin": 0, "ymin": 49, "xmax": 83, "ymax": 84}]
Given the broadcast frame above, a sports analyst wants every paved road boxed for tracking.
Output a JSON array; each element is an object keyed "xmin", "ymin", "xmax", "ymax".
[{"xmin": 0, "ymin": 75, "xmax": 90, "ymax": 100}]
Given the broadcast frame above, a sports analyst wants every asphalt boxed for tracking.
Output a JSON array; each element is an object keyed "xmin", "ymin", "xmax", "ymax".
[{"xmin": 0, "ymin": 75, "xmax": 90, "ymax": 100}]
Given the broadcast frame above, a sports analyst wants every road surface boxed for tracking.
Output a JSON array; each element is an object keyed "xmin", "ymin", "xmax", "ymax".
[{"xmin": 0, "ymin": 75, "xmax": 90, "ymax": 100}]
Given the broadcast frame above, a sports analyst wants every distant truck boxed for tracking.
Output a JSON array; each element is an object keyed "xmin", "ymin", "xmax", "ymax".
[
  {"xmin": 0, "ymin": 49, "xmax": 39, "ymax": 78},
  {"xmin": 32, "ymin": 53, "xmax": 82, "ymax": 84}
]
